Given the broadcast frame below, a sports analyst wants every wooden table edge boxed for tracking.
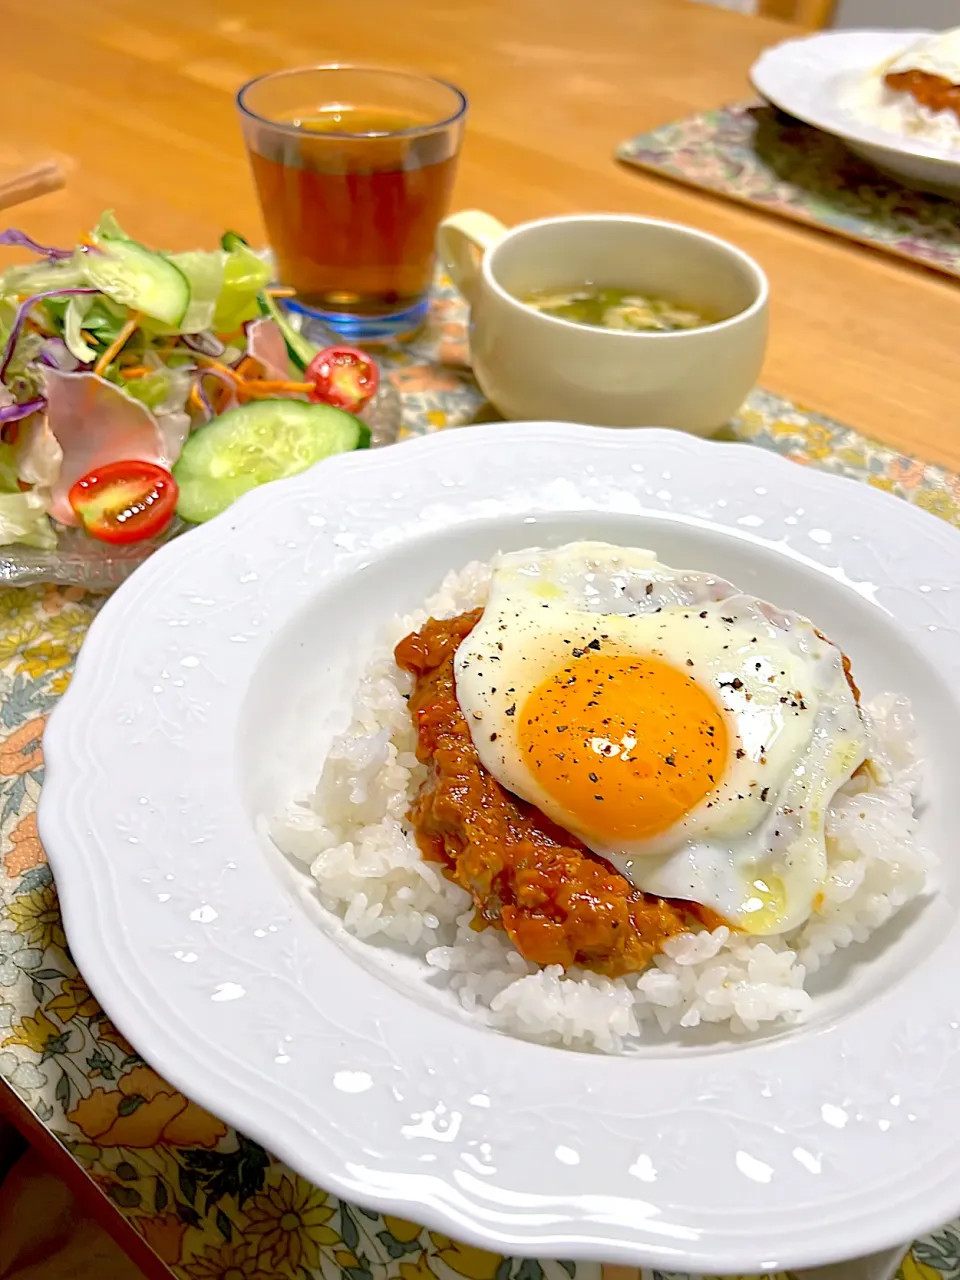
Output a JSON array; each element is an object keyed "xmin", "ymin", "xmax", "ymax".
[{"xmin": 0, "ymin": 1076, "xmax": 172, "ymax": 1280}]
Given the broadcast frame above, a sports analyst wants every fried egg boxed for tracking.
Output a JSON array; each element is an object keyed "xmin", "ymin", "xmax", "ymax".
[
  {"xmin": 885, "ymin": 27, "xmax": 960, "ymax": 84},
  {"xmin": 454, "ymin": 542, "xmax": 866, "ymax": 935}
]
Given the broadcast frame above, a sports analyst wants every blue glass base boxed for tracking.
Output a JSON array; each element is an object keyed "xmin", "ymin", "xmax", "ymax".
[{"xmin": 284, "ymin": 296, "xmax": 429, "ymax": 346}]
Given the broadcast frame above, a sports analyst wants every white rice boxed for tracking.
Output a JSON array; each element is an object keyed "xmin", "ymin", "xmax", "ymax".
[
  {"xmin": 271, "ymin": 563, "xmax": 933, "ymax": 1053},
  {"xmin": 847, "ymin": 70, "xmax": 960, "ymax": 152}
]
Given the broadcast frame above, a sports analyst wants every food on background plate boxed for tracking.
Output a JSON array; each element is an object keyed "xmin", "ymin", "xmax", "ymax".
[
  {"xmin": 0, "ymin": 216, "xmax": 379, "ymax": 549},
  {"xmin": 521, "ymin": 285, "xmax": 714, "ymax": 333},
  {"xmin": 850, "ymin": 28, "xmax": 960, "ymax": 149},
  {"xmin": 273, "ymin": 542, "xmax": 932, "ymax": 1052}
]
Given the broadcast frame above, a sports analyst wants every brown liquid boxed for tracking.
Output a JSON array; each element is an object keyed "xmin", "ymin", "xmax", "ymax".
[{"xmin": 248, "ymin": 106, "xmax": 459, "ymax": 316}]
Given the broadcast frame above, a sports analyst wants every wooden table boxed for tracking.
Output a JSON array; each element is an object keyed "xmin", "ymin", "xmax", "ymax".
[
  {"xmin": 8, "ymin": 0, "xmax": 960, "ymax": 469},
  {"xmin": 0, "ymin": 2, "xmax": 955, "ymax": 1275}
]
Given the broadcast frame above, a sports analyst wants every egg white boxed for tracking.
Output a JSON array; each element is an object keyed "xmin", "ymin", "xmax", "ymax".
[
  {"xmin": 886, "ymin": 28, "xmax": 960, "ymax": 83},
  {"xmin": 454, "ymin": 543, "xmax": 867, "ymax": 935}
]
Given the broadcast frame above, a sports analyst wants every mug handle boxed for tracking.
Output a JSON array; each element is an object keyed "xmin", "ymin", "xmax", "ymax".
[{"xmin": 437, "ymin": 211, "xmax": 507, "ymax": 304}]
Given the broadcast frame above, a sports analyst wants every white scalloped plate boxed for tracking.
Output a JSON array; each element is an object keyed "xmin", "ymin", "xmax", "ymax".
[
  {"xmin": 751, "ymin": 31, "xmax": 960, "ymax": 194},
  {"xmin": 38, "ymin": 424, "xmax": 960, "ymax": 1273}
]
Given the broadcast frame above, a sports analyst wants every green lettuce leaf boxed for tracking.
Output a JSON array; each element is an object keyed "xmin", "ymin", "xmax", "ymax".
[
  {"xmin": 92, "ymin": 210, "xmax": 129, "ymax": 242},
  {"xmin": 166, "ymin": 250, "xmax": 225, "ymax": 333},
  {"xmin": 213, "ymin": 243, "xmax": 271, "ymax": 332},
  {"xmin": 121, "ymin": 369, "xmax": 172, "ymax": 409},
  {"xmin": 63, "ymin": 296, "xmax": 99, "ymax": 363},
  {"xmin": 0, "ymin": 492, "xmax": 56, "ymax": 549},
  {"xmin": 0, "ymin": 443, "xmax": 20, "ymax": 492},
  {"xmin": 0, "ymin": 252, "xmax": 88, "ymax": 303}
]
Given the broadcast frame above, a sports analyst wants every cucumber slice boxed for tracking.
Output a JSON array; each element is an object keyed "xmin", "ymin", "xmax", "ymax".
[
  {"xmin": 258, "ymin": 289, "xmax": 315, "ymax": 371},
  {"xmin": 85, "ymin": 238, "xmax": 190, "ymax": 327},
  {"xmin": 173, "ymin": 399, "xmax": 369, "ymax": 523}
]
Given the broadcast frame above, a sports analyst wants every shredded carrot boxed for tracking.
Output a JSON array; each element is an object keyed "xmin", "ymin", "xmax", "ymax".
[
  {"xmin": 186, "ymin": 353, "xmax": 317, "ymax": 414},
  {"xmin": 193, "ymin": 356, "xmax": 242, "ymax": 380},
  {"xmin": 241, "ymin": 383, "xmax": 313, "ymax": 400},
  {"xmin": 234, "ymin": 355, "xmax": 260, "ymax": 380},
  {"xmin": 247, "ymin": 379, "xmax": 313, "ymax": 394},
  {"xmin": 121, "ymin": 365, "xmax": 153, "ymax": 379},
  {"xmin": 192, "ymin": 356, "xmax": 310, "ymax": 395},
  {"xmin": 94, "ymin": 313, "xmax": 142, "ymax": 378},
  {"xmin": 265, "ymin": 286, "xmax": 296, "ymax": 298}
]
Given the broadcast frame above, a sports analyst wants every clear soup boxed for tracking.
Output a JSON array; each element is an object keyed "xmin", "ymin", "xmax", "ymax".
[{"xmin": 520, "ymin": 285, "xmax": 715, "ymax": 333}]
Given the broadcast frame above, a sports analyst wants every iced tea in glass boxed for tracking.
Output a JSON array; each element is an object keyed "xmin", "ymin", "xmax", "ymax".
[{"xmin": 237, "ymin": 66, "xmax": 467, "ymax": 341}]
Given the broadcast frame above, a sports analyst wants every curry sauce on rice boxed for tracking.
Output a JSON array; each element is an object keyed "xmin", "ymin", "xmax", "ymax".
[
  {"xmin": 851, "ymin": 28, "xmax": 960, "ymax": 149},
  {"xmin": 273, "ymin": 544, "xmax": 932, "ymax": 1051},
  {"xmin": 395, "ymin": 607, "xmax": 723, "ymax": 977}
]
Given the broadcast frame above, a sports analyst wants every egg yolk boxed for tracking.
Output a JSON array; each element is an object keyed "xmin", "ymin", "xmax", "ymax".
[{"xmin": 518, "ymin": 654, "xmax": 728, "ymax": 840}]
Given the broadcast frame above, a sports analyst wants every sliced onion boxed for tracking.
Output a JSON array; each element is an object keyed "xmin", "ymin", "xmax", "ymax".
[
  {"xmin": 193, "ymin": 377, "xmax": 214, "ymax": 422},
  {"xmin": 0, "ymin": 229, "xmax": 72, "ymax": 260},
  {"xmin": 37, "ymin": 336, "xmax": 80, "ymax": 372},
  {"xmin": 0, "ymin": 288, "xmax": 98, "ymax": 383},
  {"xmin": 0, "ymin": 397, "xmax": 45, "ymax": 424},
  {"xmin": 183, "ymin": 331, "xmax": 226, "ymax": 358},
  {"xmin": 195, "ymin": 369, "xmax": 237, "ymax": 418}
]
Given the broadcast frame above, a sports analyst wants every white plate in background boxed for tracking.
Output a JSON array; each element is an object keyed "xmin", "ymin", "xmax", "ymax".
[{"xmin": 751, "ymin": 30, "xmax": 960, "ymax": 195}]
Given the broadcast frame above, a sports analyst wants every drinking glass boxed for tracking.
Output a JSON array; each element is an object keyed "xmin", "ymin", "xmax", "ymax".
[{"xmin": 237, "ymin": 65, "xmax": 467, "ymax": 342}]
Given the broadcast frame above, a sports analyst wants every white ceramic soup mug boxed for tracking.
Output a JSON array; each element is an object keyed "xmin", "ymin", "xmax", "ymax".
[{"xmin": 437, "ymin": 211, "xmax": 769, "ymax": 434}]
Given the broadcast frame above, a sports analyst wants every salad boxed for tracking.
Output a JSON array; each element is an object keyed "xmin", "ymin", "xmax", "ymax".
[{"xmin": 0, "ymin": 214, "xmax": 380, "ymax": 550}]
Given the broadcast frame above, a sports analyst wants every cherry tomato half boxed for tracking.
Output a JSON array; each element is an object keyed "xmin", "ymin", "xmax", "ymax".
[
  {"xmin": 68, "ymin": 460, "xmax": 179, "ymax": 545},
  {"xmin": 305, "ymin": 345, "xmax": 379, "ymax": 413}
]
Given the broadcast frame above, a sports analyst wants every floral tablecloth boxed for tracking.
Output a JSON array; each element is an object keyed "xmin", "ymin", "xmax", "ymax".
[
  {"xmin": 617, "ymin": 102, "xmax": 960, "ymax": 278},
  {"xmin": 0, "ymin": 281, "xmax": 958, "ymax": 1280}
]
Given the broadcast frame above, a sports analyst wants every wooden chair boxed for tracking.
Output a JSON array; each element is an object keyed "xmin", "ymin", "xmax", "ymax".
[{"xmin": 758, "ymin": 0, "xmax": 836, "ymax": 27}]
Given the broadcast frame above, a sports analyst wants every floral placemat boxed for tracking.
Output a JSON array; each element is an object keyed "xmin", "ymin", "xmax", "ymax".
[
  {"xmin": 0, "ymin": 279, "xmax": 957, "ymax": 1280},
  {"xmin": 617, "ymin": 102, "xmax": 960, "ymax": 277}
]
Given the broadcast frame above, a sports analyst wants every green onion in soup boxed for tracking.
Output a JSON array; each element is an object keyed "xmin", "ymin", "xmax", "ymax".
[{"xmin": 521, "ymin": 286, "xmax": 713, "ymax": 333}]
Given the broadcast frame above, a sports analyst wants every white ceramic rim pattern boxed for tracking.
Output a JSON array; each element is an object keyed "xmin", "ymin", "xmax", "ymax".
[
  {"xmin": 750, "ymin": 29, "xmax": 960, "ymax": 166},
  {"xmin": 38, "ymin": 424, "xmax": 960, "ymax": 1274}
]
